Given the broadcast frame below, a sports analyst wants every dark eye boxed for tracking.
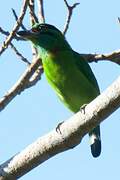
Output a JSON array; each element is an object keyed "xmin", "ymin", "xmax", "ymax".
[{"xmin": 32, "ymin": 27, "xmax": 40, "ymax": 32}]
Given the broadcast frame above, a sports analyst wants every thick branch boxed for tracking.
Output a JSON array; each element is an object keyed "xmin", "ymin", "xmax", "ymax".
[
  {"xmin": 0, "ymin": 76, "xmax": 120, "ymax": 179},
  {"xmin": 0, "ymin": 0, "xmax": 28, "ymax": 55}
]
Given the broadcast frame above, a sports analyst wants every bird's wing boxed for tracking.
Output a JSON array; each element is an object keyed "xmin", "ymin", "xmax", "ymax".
[{"xmin": 73, "ymin": 51, "xmax": 100, "ymax": 94}]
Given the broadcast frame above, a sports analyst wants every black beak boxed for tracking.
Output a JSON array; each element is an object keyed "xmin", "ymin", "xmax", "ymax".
[{"xmin": 17, "ymin": 30, "xmax": 33, "ymax": 39}]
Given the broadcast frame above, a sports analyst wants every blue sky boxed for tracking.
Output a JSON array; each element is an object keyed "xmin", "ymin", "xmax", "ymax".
[{"xmin": 0, "ymin": 0, "xmax": 120, "ymax": 179}]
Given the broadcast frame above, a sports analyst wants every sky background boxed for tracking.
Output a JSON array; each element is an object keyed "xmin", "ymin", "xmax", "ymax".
[{"xmin": 0, "ymin": 0, "xmax": 120, "ymax": 179}]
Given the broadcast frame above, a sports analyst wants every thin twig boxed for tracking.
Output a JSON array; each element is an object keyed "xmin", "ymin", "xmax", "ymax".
[
  {"xmin": 37, "ymin": 0, "xmax": 45, "ymax": 23},
  {"xmin": 63, "ymin": 0, "xmax": 80, "ymax": 35},
  {"xmin": 0, "ymin": 26, "xmax": 29, "ymax": 64},
  {"xmin": 0, "ymin": 0, "xmax": 29, "ymax": 55},
  {"xmin": 81, "ymin": 49, "xmax": 120, "ymax": 65},
  {"xmin": 0, "ymin": 26, "xmax": 25, "ymax": 41},
  {"xmin": 28, "ymin": 0, "xmax": 39, "ymax": 59},
  {"xmin": 10, "ymin": 43, "xmax": 31, "ymax": 65},
  {"xmin": 11, "ymin": 8, "xmax": 27, "ymax": 30},
  {"xmin": 0, "ymin": 58, "xmax": 41, "ymax": 112},
  {"xmin": 28, "ymin": 0, "xmax": 44, "ymax": 88},
  {"xmin": 28, "ymin": 0, "xmax": 39, "ymax": 25},
  {"xmin": 0, "ymin": 27, "xmax": 9, "ymax": 36},
  {"xmin": 27, "ymin": 65, "xmax": 43, "ymax": 88},
  {"xmin": 118, "ymin": 17, "xmax": 120, "ymax": 24}
]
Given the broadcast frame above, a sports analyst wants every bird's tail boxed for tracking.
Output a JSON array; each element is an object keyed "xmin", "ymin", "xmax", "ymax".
[{"xmin": 89, "ymin": 125, "xmax": 101, "ymax": 158}]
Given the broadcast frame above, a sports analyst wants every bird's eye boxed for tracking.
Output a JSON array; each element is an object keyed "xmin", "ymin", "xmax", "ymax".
[{"xmin": 31, "ymin": 27, "xmax": 40, "ymax": 32}]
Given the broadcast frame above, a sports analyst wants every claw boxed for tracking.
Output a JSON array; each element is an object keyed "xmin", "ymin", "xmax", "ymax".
[
  {"xmin": 80, "ymin": 104, "xmax": 87, "ymax": 114},
  {"xmin": 56, "ymin": 121, "xmax": 64, "ymax": 134}
]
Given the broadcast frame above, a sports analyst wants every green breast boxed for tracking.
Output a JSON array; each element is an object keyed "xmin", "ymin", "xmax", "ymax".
[{"xmin": 42, "ymin": 50, "xmax": 99, "ymax": 112}]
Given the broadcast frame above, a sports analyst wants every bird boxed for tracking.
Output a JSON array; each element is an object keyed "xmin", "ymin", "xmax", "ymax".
[{"xmin": 17, "ymin": 23, "xmax": 101, "ymax": 158}]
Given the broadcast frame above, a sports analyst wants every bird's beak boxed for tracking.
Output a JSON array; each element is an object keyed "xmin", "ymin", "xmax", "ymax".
[{"xmin": 17, "ymin": 30, "xmax": 34, "ymax": 40}]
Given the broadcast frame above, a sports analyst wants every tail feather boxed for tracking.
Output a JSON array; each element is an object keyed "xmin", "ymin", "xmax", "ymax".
[{"xmin": 89, "ymin": 125, "xmax": 101, "ymax": 158}]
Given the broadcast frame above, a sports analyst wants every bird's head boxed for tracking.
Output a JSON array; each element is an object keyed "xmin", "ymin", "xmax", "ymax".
[{"xmin": 17, "ymin": 23, "xmax": 71, "ymax": 53}]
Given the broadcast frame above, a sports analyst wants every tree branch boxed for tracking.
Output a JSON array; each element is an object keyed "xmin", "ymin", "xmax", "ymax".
[
  {"xmin": 0, "ymin": 27, "xmax": 30, "ymax": 64},
  {"xmin": 0, "ymin": 76, "xmax": 120, "ymax": 179},
  {"xmin": 0, "ymin": 0, "xmax": 28, "ymax": 55},
  {"xmin": 27, "ymin": 0, "xmax": 44, "ymax": 88},
  {"xmin": 11, "ymin": 8, "xmax": 27, "ymax": 31},
  {"xmin": 0, "ymin": 27, "xmax": 25, "ymax": 41},
  {"xmin": 63, "ymin": 0, "xmax": 80, "ymax": 35},
  {"xmin": 0, "ymin": 58, "xmax": 41, "ymax": 112},
  {"xmin": 10, "ymin": 43, "xmax": 30, "ymax": 65},
  {"xmin": 28, "ymin": 0, "xmax": 39, "ymax": 24},
  {"xmin": 0, "ymin": 1, "xmax": 119, "ymax": 178},
  {"xmin": 81, "ymin": 50, "xmax": 120, "ymax": 65},
  {"xmin": 37, "ymin": 0, "xmax": 45, "ymax": 23}
]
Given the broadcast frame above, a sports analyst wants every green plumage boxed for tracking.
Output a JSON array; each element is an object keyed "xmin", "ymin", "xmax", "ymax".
[
  {"xmin": 43, "ymin": 50, "xmax": 99, "ymax": 112},
  {"xmin": 17, "ymin": 23, "xmax": 101, "ymax": 157}
]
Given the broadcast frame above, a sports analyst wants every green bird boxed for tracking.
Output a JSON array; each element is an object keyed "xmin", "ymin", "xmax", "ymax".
[{"xmin": 17, "ymin": 23, "xmax": 101, "ymax": 157}]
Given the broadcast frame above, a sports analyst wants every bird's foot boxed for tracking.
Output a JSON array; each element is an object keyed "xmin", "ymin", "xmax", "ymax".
[
  {"xmin": 80, "ymin": 104, "xmax": 87, "ymax": 114},
  {"xmin": 56, "ymin": 121, "xmax": 76, "ymax": 149},
  {"xmin": 56, "ymin": 121, "xmax": 64, "ymax": 134}
]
